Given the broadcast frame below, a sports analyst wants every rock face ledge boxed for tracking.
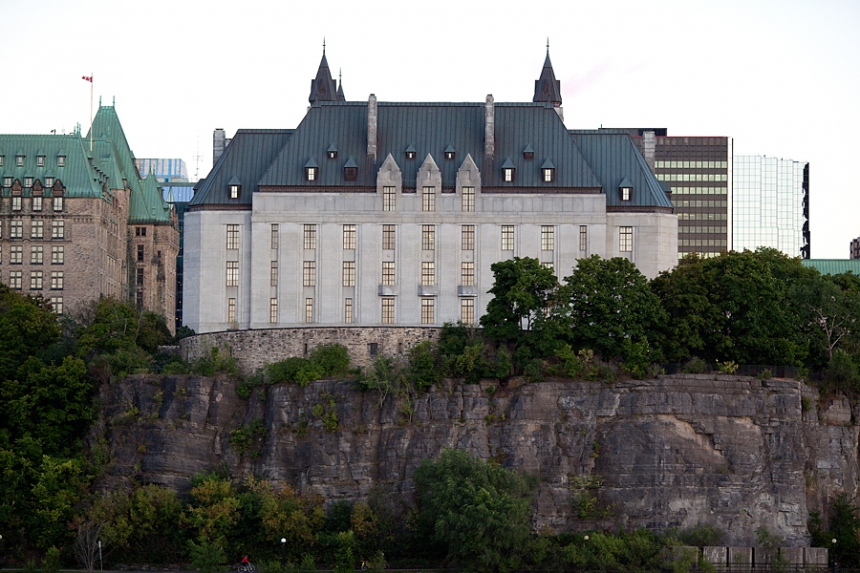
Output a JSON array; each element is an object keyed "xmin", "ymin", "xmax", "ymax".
[{"xmin": 98, "ymin": 374, "xmax": 859, "ymax": 547}]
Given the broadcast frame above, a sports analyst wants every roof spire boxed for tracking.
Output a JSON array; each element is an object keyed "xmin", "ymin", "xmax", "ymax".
[
  {"xmin": 309, "ymin": 43, "xmax": 338, "ymax": 105},
  {"xmin": 337, "ymin": 68, "xmax": 345, "ymax": 101},
  {"xmin": 533, "ymin": 43, "xmax": 562, "ymax": 107},
  {"xmin": 323, "ymin": 37, "xmax": 326, "ymax": 55}
]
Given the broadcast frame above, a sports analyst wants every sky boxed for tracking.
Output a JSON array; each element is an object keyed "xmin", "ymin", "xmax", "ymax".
[{"xmin": 1, "ymin": 0, "xmax": 858, "ymax": 258}]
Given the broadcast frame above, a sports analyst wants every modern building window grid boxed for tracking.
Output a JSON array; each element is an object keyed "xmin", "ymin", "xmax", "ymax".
[
  {"xmin": 381, "ymin": 297, "xmax": 394, "ymax": 324},
  {"xmin": 421, "ymin": 298, "xmax": 435, "ymax": 324},
  {"xmin": 421, "ymin": 261, "xmax": 435, "ymax": 286},
  {"xmin": 383, "ymin": 186, "xmax": 396, "ymax": 211},
  {"xmin": 382, "ymin": 225, "xmax": 395, "ymax": 250},
  {"xmin": 620, "ymin": 227, "xmax": 633, "ymax": 252},
  {"xmin": 343, "ymin": 261, "xmax": 356, "ymax": 287},
  {"xmin": 269, "ymin": 298, "xmax": 278, "ymax": 323},
  {"xmin": 541, "ymin": 225, "xmax": 554, "ymax": 251},
  {"xmin": 382, "ymin": 261, "xmax": 395, "ymax": 286},
  {"xmin": 461, "ymin": 298, "xmax": 474, "ymax": 324},
  {"xmin": 343, "ymin": 224, "xmax": 356, "ymax": 249},
  {"xmin": 270, "ymin": 261, "xmax": 278, "ymax": 286},
  {"xmin": 303, "ymin": 261, "xmax": 316, "ymax": 286},
  {"xmin": 461, "ymin": 262, "xmax": 475, "ymax": 286},
  {"xmin": 462, "ymin": 225, "xmax": 475, "ymax": 250},
  {"xmin": 303, "ymin": 224, "xmax": 317, "ymax": 249},
  {"xmin": 422, "ymin": 186, "xmax": 436, "ymax": 212},
  {"xmin": 226, "ymin": 261, "xmax": 239, "ymax": 286},
  {"xmin": 462, "ymin": 186, "xmax": 475, "ymax": 212},
  {"xmin": 422, "ymin": 225, "xmax": 435, "ymax": 250},
  {"xmin": 226, "ymin": 224, "xmax": 239, "ymax": 249},
  {"xmin": 344, "ymin": 298, "xmax": 353, "ymax": 323},
  {"xmin": 502, "ymin": 225, "xmax": 514, "ymax": 250}
]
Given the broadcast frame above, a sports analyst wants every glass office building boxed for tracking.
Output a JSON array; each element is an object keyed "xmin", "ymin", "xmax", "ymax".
[{"xmin": 733, "ymin": 156, "xmax": 810, "ymax": 258}]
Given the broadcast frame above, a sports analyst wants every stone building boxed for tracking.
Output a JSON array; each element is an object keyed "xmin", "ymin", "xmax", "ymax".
[
  {"xmin": 184, "ymin": 50, "xmax": 678, "ymax": 333},
  {"xmin": 0, "ymin": 103, "xmax": 179, "ymax": 332}
]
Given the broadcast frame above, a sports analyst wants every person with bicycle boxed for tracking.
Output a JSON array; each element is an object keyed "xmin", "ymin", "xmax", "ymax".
[{"xmin": 240, "ymin": 555, "xmax": 255, "ymax": 572}]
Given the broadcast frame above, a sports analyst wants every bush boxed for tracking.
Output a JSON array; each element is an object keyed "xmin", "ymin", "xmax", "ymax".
[
  {"xmin": 676, "ymin": 525, "xmax": 725, "ymax": 547},
  {"xmin": 188, "ymin": 536, "xmax": 228, "ymax": 573},
  {"xmin": 309, "ymin": 344, "xmax": 351, "ymax": 377},
  {"xmin": 826, "ymin": 350, "xmax": 860, "ymax": 391},
  {"xmin": 682, "ymin": 356, "xmax": 709, "ymax": 374},
  {"xmin": 407, "ymin": 341, "xmax": 441, "ymax": 390},
  {"xmin": 758, "ymin": 368, "xmax": 773, "ymax": 380},
  {"xmin": 191, "ymin": 347, "xmax": 238, "ymax": 376}
]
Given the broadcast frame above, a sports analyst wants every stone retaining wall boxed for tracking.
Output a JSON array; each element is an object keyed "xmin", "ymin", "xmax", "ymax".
[{"xmin": 180, "ymin": 326, "xmax": 443, "ymax": 374}]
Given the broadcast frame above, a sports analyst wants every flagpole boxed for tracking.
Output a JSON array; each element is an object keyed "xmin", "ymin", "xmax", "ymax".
[{"xmin": 89, "ymin": 72, "xmax": 93, "ymax": 152}]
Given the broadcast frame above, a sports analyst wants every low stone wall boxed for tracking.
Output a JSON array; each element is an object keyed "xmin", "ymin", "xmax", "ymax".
[{"xmin": 180, "ymin": 326, "xmax": 443, "ymax": 374}]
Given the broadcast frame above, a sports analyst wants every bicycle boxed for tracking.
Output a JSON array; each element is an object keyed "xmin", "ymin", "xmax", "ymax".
[{"xmin": 239, "ymin": 564, "xmax": 255, "ymax": 573}]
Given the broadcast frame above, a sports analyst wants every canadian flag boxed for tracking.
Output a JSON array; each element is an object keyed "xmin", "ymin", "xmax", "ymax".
[{"xmin": 82, "ymin": 75, "xmax": 92, "ymax": 82}]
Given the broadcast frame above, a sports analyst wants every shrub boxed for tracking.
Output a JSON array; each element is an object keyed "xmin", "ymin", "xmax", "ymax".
[
  {"xmin": 758, "ymin": 368, "xmax": 773, "ymax": 380},
  {"xmin": 826, "ymin": 350, "xmax": 860, "ymax": 391},
  {"xmin": 309, "ymin": 344, "xmax": 351, "ymax": 377},
  {"xmin": 717, "ymin": 360, "xmax": 738, "ymax": 374},
  {"xmin": 682, "ymin": 356, "xmax": 709, "ymax": 374},
  {"xmin": 676, "ymin": 525, "xmax": 725, "ymax": 547},
  {"xmin": 407, "ymin": 340, "xmax": 441, "ymax": 390},
  {"xmin": 188, "ymin": 536, "xmax": 227, "ymax": 573}
]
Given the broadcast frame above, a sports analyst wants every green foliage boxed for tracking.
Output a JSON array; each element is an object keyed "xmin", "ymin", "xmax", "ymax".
[
  {"xmin": 560, "ymin": 529, "xmax": 665, "ymax": 572},
  {"xmin": 675, "ymin": 525, "xmax": 725, "ymax": 547},
  {"xmin": 230, "ymin": 419, "xmax": 267, "ymax": 455},
  {"xmin": 682, "ymin": 356, "xmax": 709, "ymax": 374},
  {"xmin": 191, "ymin": 346, "xmax": 239, "ymax": 377},
  {"xmin": 188, "ymin": 536, "xmax": 228, "ymax": 573},
  {"xmin": 755, "ymin": 527, "xmax": 787, "ymax": 573},
  {"xmin": 266, "ymin": 345, "xmax": 351, "ymax": 387},
  {"xmin": 407, "ymin": 341, "xmax": 441, "ymax": 390},
  {"xmin": 717, "ymin": 360, "xmax": 738, "ymax": 374},
  {"xmin": 801, "ymin": 396, "xmax": 812, "ymax": 412},
  {"xmin": 309, "ymin": 344, "xmax": 351, "ymax": 377},
  {"xmin": 413, "ymin": 448, "xmax": 536, "ymax": 572},
  {"xmin": 333, "ymin": 530, "xmax": 356, "ymax": 573},
  {"xmin": 758, "ymin": 368, "xmax": 773, "ymax": 380},
  {"xmin": 825, "ymin": 350, "xmax": 860, "ymax": 392},
  {"xmin": 0, "ymin": 284, "xmax": 61, "ymax": 381},
  {"xmin": 810, "ymin": 494, "xmax": 860, "ymax": 567},
  {"xmin": 43, "ymin": 546, "xmax": 62, "ymax": 573},
  {"xmin": 74, "ymin": 297, "xmax": 170, "ymax": 359}
]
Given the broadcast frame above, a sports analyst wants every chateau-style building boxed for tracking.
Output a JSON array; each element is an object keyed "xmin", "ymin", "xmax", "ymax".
[
  {"xmin": 184, "ymin": 51, "xmax": 677, "ymax": 333},
  {"xmin": 0, "ymin": 103, "xmax": 179, "ymax": 332}
]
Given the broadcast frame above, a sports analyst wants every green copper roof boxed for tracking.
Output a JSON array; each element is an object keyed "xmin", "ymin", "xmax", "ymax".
[
  {"xmin": 130, "ymin": 171, "xmax": 171, "ymax": 224},
  {"xmin": 801, "ymin": 260, "xmax": 860, "ymax": 276}
]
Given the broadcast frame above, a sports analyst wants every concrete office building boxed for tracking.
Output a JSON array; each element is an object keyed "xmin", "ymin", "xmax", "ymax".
[{"xmin": 183, "ymin": 51, "xmax": 678, "ymax": 333}]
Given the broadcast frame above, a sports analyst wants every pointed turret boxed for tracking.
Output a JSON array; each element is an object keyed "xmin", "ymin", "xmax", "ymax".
[
  {"xmin": 336, "ymin": 68, "xmax": 346, "ymax": 101},
  {"xmin": 533, "ymin": 48, "xmax": 562, "ymax": 107},
  {"xmin": 309, "ymin": 46, "xmax": 338, "ymax": 105}
]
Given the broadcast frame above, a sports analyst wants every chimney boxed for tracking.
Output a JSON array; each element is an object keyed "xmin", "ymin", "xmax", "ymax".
[
  {"xmin": 484, "ymin": 94, "xmax": 495, "ymax": 161},
  {"xmin": 367, "ymin": 94, "xmax": 377, "ymax": 161},
  {"xmin": 642, "ymin": 130, "xmax": 656, "ymax": 171},
  {"xmin": 213, "ymin": 128, "xmax": 226, "ymax": 164}
]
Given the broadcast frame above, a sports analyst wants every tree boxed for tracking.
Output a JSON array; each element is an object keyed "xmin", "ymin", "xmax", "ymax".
[
  {"xmin": 560, "ymin": 256, "xmax": 666, "ymax": 361},
  {"xmin": 413, "ymin": 449, "xmax": 535, "ymax": 572},
  {"xmin": 0, "ymin": 284, "xmax": 61, "ymax": 381}
]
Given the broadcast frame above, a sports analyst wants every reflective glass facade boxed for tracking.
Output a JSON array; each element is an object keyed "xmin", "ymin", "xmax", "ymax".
[{"xmin": 733, "ymin": 156, "xmax": 809, "ymax": 258}]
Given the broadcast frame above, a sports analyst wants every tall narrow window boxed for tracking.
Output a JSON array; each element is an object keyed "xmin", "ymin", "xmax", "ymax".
[
  {"xmin": 270, "ymin": 261, "xmax": 278, "ymax": 286},
  {"xmin": 271, "ymin": 224, "xmax": 279, "ymax": 249},
  {"xmin": 462, "ymin": 186, "xmax": 475, "ymax": 212},
  {"xmin": 31, "ymin": 221, "xmax": 43, "ymax": 239},
  {"xmin": 343, "ymin": 261, "xmax": 355, "ymax": 287},
  {"xmin": 10, "ymin": 271, "xmax": 22, "ymax": 289},
  {"xmin": 32, "ymin": 196, "xmax": 43, "ymax": 211},
  {"xmin": 382, "ymin": 262, "xmax": 395, "ymax": 286},
  {"xmin": 382, "ymin": 224, "xmax": 396, "ymax": 249},
  {"xmin": 12, "ymin": 197, "xmax": 21, "ymax": 211},
  {"xmin": 461, "ymin": 262, "xmax": 474, "ymax": 286},
  {"xmin": 501, "ymin": 225, "xmax": 514, "ymax": 250},
  {"xmin": 226, "ymin": 261, "xmax": 238, "ymax": 286},
  {"xmin": 421, "ymin": 298, "xmax": 435, "ymax": 324},
  {"xmin": 137, "ymin": 268, "xmax": 145, "ymax": 286},
  {"xmin": 11, "ymin": 220, "xmax": 22, "ymax": 238},
  {"xmin": 344, "ymin": 298, "xmax": 353, "ymax": 324},
  {"xmin": 462, "ymin": 225, "xmax": 475, "ymax": 250},
  {"xmin": 10, "ymin": 246, "xmax": 22, "ymax": 264},
  {"xmin": 50, "ymin": 296, "xmax": 63, "ymax": 315},
  {"xmin": 303, "ymin": 261, "xmax": 316, "ymax": 286},
  {"xmin": 303, "ymin": 224, "xmax": 317, "ymax": 249},
  {"xmin": 31, "ymin": 245, "xmax": 43, "ymax": 264},
  {"xmin": 422, "ymin": 187, "xmax": 436, "ymax": 212},
  {"xmin": 305, "ymin": 298, "xmax": 314, "ymax": 323},
  {"xmin": 541, "ymin": 225, "xmax": 554, "ymax": 251},
  {"xmin": 30, "ymin": 270, "xmax": 43, "ymax": 290},
  {"xmin": 228, "ymin": 298, "xmax": 236, "ymax": 323},
  {"xmin": 343, "ymin": 224, "xmax": 356, "ymax": 249},
  {"xmin": 383, "ymin": 186, "xmax": 396, "ymax": 211},
  {"xmin": 226, "ymin": 224, "xmax": 239, "ymax": 249},
  {"xmin": 53, "ymin": 196, "xmax": 64, "ymax": 211},
  {"xmin": 52, "ymin": 246, "xmax": 64, "ymax": 264},
  {"xmin": 381, "ymin": 298, "xmax": 395, "ymax": 324},
  {"xmin": 269, "ymin": 299, "xmax": 278, "ymax": 323},
  {"xmin": 421, "ymin": 262, "xmax": 435, "ymax": 286},
  {"xmin": 461, "ymin": 299, "xmax": 475, "ymax": 324},
  {"xmin": 137, "ymin": 244, "xmax": 145, "ymax": 262},
  {"xmin": 229, "ymin": 185, "xmax": 240, "ymax": 199},
  {"xmin": 619, "ymin": 226, "xmax": 633, "ymax": 252},
  {"xmin": 422, "ymin": 225, "xmax": 435, "ymax": 250},
  {"xmin": 50, "ymin": 271, "xmax": 63, "ymax": 290},
  {"xmin": 579, "ymin": 225, "xmax": 588, "ymax": 251}
]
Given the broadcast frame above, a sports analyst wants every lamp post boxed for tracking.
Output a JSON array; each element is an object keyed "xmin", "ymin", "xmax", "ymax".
[
  {"xmin": 831, "ymin": 538, "xmax": 838, "ymax": 573},
  {"xmin": 281, "ymin": 538, "xmax": 286, "ymax": 572},
  {"xmin": 98, "ymin": 539, "xmax": 103, "ymax": 572}
]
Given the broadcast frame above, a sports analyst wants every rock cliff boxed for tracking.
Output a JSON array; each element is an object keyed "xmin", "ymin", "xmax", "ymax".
[{"xmin": 97, "ymin": 374, "xmax": 859, "ymax": 546}]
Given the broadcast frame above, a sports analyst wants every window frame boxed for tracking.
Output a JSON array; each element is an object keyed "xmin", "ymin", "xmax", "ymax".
[
  {"xmin": 421, "ymin": 261, "xmax": 435, "ymax": 287},
  {"xmin": 461, "ymin": 261, "xmax": 475, "ymax": 286},
  {"xmin": 226, "ymin": 261, "xmax": 239, "ymax": 286},
  {"xmin": 501, "ymin": 225, "xmax": 515, "ymax": 251},
  {"xmin": 541, "ymin": 225, "xmax": 554, "ymax": 251},
  {"xmin": 342, "ymin": 261, "xmax": 356, "ymax": 287},
  {"xmin": 303, "ymin": 261, "xmax": 316, "ymax": 287},
  {"xmin": 461, "ymin": 298, "xmax": 475, "ymax": 324},
  {"xmin": 343, "ymin": 224, "xmax": 356, "ymax": 249},
  {"xmin": 383, "ymin": 186, "xmax": 396, "ymax": 211},
  {"xmin": 619, "ymin": 226, "xmax": 634, "ymax": 252},
  {"xmin": 462, "ymin": 186, "xmax": 475, "ymax": 212},
  {"xmin": 226, "ymin": 224, "xmax": 239, "ymax": 249},
  {"xmin": 422, "ymin": 186, "xmax": 436, "ymax": 212},
  {"xmin": 382, "ymin": 261, "xmax": 395, "ymax": 286},
  {"xmin": 422, "ymin": 224, "xmax": 435, "ymax": 250},
  {"xmin": 461, "ymin": 225, "xmax": 475, "ymax": 250},
  {"xmin": 303, "ymin": 224, "xmax": 317, "ymax": 249},
  {"xmin": 382, "ymin": 224, "xmax": 396, "ymax": 249},
  {"xmin": 381, "ymin": 298, "xmax": 395, "ymax": 324},
  {"xmin": 421, "ymin": 298, "xmax": 435, "ymax": 324}
]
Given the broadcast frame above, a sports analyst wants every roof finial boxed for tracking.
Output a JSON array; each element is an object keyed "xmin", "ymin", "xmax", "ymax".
[
  {"xmin": 547, "ymin": 37, "xmax": 550, "ymax": 53},
  {"xmin": 323, "ymin": 37, "xmax": 326, "ymax": 55},
  {"xmin": 339, "ymin": 67, "xmax": 342, "ymax": 85}
]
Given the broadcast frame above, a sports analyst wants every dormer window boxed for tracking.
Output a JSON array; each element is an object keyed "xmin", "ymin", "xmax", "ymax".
[
  {"xmin": 343, "ymin": 157, "xmax": 358, "ymax": 182},
  {"xmin": 618, "ymin": 177, "xmax": 633, "ymax": 201},
  {"xmin": 405, "ymin": 145, "xmax": 416, "ymax": 160},
  {"xmin": 24, "ymin": 177, "xmax": 33, "ymax": 188},
  {"xmin": 45, "ymin": 177, "xmax": 54, "ymax": 187},
  {"xmin": 327, "ymin": 144, "xmax": 338, "ymax": 159},
  {"xmin": 229, "ymin": 185, "xmax": 240, "ymax": 199},
  {"xmin": 57, "ymin": 155, "xmax": 65, "ymax": 167},
  {"xmin": 501, "ymin": 158, "xmax": 516, "ymax": 182},
  {"xmin": 227, "ymin": 175, "xmax": 242, "ymax": 199},
  {"xmin": 621, "ymin": 187, "xmax": 631, "ymax": 200},
  {"xmin": 306, "ymin": 167, "xmax": 317, "ymax": 181},
  {"xmin": 3, "ymin": 177, "xmax": 11, "ymax": 187},
  {"xmin": 16, "ymin": 155, "xmax": 24, "ymax": 167},
  {"xmin": 523, "ymin": 144, "xmax": 535, "ymax": 160},
  {"xmin": 0, "ymin": 155, "xmax": 4, "ymax": 167},
  {"xmin": 541, "ymin": 159, "xmax": 555, "ymax": 183},
  {"xmin": 37, "ymin": 155, "xmax": 45, "ymax": 167},
  {"xmin": 444, "ymin": 144, "xmax": 455, "ymax": 160}
]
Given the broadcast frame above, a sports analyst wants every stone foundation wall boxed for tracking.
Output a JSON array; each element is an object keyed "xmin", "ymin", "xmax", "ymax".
[{"xmin": 180, "ymin": 326, "xmax": 443, "ymax": 373}]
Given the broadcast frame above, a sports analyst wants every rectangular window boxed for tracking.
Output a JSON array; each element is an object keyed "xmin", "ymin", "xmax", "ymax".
[
  {"xmin": 51, "ymin": 220, "xmax": 64, "ymax": 239},
  {"xmin": 271, "ymin": 224, "xmax": 279, "ymax": 249},
  {"xmin": 382, "ymin": 261, "xmax": 395, "ymax": 286},
  {"xmin": 30, "ymin": 270, "xmax": 43, "ymax": 290},
  {"xmin": 229, "ymin": 185, "xmax": 239, "ymax": 199},
  {"xmin": 226, "ymin": 261, "xmax": 239, "ymax": 286},
  {"xmin": 461, "ymin": 299, "xmax": 475, "ymax": 324},
  {"xmin": 305, "ymin": 298, "xmax": 314, "ymax": 323},
  {"xmin": 10, "ymin": 271, "xmax": 22, "ymax": 289},
  {"xmin": 137, "ymin": 244, "xmax": 145, "ymax": 262},
  {"xmin": 228, "ymin": 298, "xmax": 236, "ymax": 323},
  {"xmin": 58, "ymin": 156, "xmax": 65, "ymax": 167},
  {"xmin": 269, "ymin": 298, "xmax": 278, "ymax": 323},
  {"xmin": 52, "ymin": 246, "xmax": 64, "ymax": 264},
  {"xmin": 226, "ymin": 224, "xmax": 239, "ymax": 249},
  {"xmin": 344, "ymin": 298, "xmax": 353, "ymax": 324},
  {"xmin": 382, "ymin": 224, "xmax": 396, "ymax": 250},
  {"xmin": 37, "ymin": 156, "xmax": 44, "ymax": 167},
  {"xmin": 462, "ymin": 186, "xmax": 475, "ymax": 212},
  {"xmin": 303, "ymin": 224, "xmax": 317, "ymax": 249},
  {"xmin": 343, "ymin": 261, "xmax": 355, "ymax": 287},
  {"xmin": 50, "ymin": 270, "xmax": 63, "ymax": 290},
  {"xmin": 421, "ymin": 261, "xmax": 435, "ymax": 286},
  {"xmin": 53, "ymin": 196, "xmax": 63, "ymax": 211},
  {"xmin": 461, "ymin": 262, "xmax": 474, "ymax": 286},
  {"xmin": 579, "ymin": 225, "xmax": 587, "ymax": 251},
  {"xmin": 31, "ymin": 220, "xmax": 43, "ymax": 239},
  {"xmin": 462, "ymin": 225, "xmax": 475, "ymax": 250},
  {"xmin": 270, "ymin": 261, "xmax": 278, "ymax": 286},
  {"xmin": 10, "ymin": 246, "xmax": 22, "ymax": 264},
  {"xmin": 422, "ymin": 186, "xmax": 436, "ymax": 212},
  {"xmin": 137, "ymin": 268, "xmax": 145, "ymax": 286},
  {"xmin": 422, "ymin": 224, "xmax": 435, "ymax": 250},
  {"xmin": 12, "ymin": 196, "xmax": 21, "ymax": 211},
  {"xmin": 31, "ymin": 245, "xmax": 43, "ymax": 264},
  {"xmin": 541, "ymin": 225, "xmax": 554, "ymax": 251},
  {"xmin": 381, "ymin": 298, "xmax": 395, "ymax": 324},
  {"xmin": 501, "ymin": 225, "xmax": 514, "ymax": 250},
  {"xmin": 619, "ymin": 226, "xmax": 633, "ymax": 252},
  {"xmin": 421, "ymin": 298, "xmax": 435, "ymax": 325},
  {"xmin": 303, "ymin": 261, "xmax": 316, "ymax": 286},
  {"xmin": 11, "ymin": 220, "xmax": 22, "ymax": 239},
  {"xmin": 343, "ymin": 224, "xmax": 356, "ymax": 249},
  {"xmin": 135, "ymin": 226, "xmax": 146, "ymax": 237},
  {"xmin": 383, "ymin": 186, "xmax": 396, "ymax": 211},
  {"xmin": 50, "ymin": 296, "xmax": 62, "ymax": 315}
]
